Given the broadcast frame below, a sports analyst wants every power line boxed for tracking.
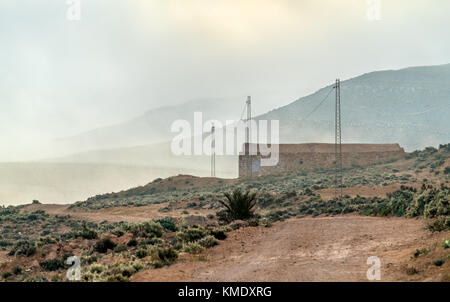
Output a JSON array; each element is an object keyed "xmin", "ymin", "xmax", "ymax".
[{"xmin": 296, "ymin": 87, "xmax": 334, "ymax": 123}]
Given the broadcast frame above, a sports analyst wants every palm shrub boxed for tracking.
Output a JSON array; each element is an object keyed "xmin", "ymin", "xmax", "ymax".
[{"xmin": 218, "ymin": 189, "xmax": 257, "ymax": 222}]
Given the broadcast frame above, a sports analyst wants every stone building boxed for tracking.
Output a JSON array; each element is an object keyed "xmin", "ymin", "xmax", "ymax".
[{"xmin": 238, "ymin": 143, "xmax": 406, "ymax": 177}]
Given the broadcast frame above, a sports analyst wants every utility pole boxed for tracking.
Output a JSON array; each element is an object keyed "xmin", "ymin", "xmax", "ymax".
[
  {"xmin": 211, "ymin": 124, "xmax": 216, "ymax": 177},
  {"xmin": 334, "ymin": 79, "xmax": 343, "ymax": 200},
  {"xmin": 244, "ymin": 96, "xmax": 253, "ymax": 177},
  {"xmin": 245, "ymin": 96, "xmax": 252, "ymax": 154}
]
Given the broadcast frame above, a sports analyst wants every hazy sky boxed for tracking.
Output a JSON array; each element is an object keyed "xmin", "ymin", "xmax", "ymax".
[{"xmin": 1, "ymin": 0, "xmax": 450, "ymax": 160}]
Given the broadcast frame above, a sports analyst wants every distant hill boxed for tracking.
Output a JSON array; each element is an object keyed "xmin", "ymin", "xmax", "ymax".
[
  {"xmin": 259, "ymin": 64, "xmax": 450, "ymax": 151},
  {"xmin": 51, "ymin": 64, "xmax": 450, "ymax": 170},
  {"xmin": 53, "ymin": 97, "xmax": 245, "ymax": 154}
]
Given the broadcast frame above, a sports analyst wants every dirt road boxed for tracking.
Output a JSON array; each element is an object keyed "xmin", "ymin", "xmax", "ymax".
[{"xmin": 133, "ymin": 216, "xmax": 447, "ymax": 282}]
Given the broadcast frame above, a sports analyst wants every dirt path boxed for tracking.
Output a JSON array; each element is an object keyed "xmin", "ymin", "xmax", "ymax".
[{"xmin": 133, "ymin": 216, "xmax": 446, "ymax": 282}]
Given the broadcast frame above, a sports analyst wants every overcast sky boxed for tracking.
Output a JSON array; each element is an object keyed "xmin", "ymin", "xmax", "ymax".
[{"xmin": 1, "ymin": 0, "xmax": 450, "ymax": 161}]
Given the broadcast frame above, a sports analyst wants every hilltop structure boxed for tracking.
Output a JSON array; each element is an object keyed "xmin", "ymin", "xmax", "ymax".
[{"xmin": 238, "ymin": 143, "xmax": 406, "ymax": 177}]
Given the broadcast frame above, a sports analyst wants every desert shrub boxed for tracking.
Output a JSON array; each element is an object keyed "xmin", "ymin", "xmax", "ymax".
[
  {"xmin": 127, "ymin": 238, "xmax": 138, "ymax": 247},
  {"xmin": 85, "ymin": 255, "xmax": 98, "ymax": 265},
  {"xmin": 247, "ymin": 218, "xmax": 260, "ymax": 227},
  {"xmin": 413, "ymin": 248, "xmax": 430, "ymax": 258},
  {"xmin": 0, "ymin": 239, "xmax": 12, "ymax": 247},
  {"xmin": 154, "ymin": 217, "xmax": 178, "ymax": 232},
  {"xmin": 197, "ymin": 235, "xmax": 219, "ymax": 248},
  {"xmin": 12, "ymin": 266, "xmax": 22, "ymax": 275},
  {"xmin": 385, "ymin": 188, "xmax": 415, "ymax": 217},
  {"xmin": 218, "ymin": 189, "xmax": 257, "ymax": 222},
  {"xmin": 426, "ymin": 216, "xmax": 450, "ymax": 232},
  {"xmin": 140, "ymin": 237, "xmax": 164, "ymax": 246},
  {"xmin": 32, "ymin": 200, "xmax": 41, "ymax": 204},
  {"xmin": 176, "ymin": 227, "xmax": 207, "ymax": 243},
  {"xmin": 8, "ymin": 240, "xmax": 37, "ymax": 257},
  {"xmin": 423, "ymin": 189, "xmax": 449, "ymax": 218},
  {"xmin": 23, "ymin": 275, "xmax": 49, "ymax": 282},
  {"xmin": 407, "ymin": 189, "xmax": 437, "ymax": 217},
  {"xmin": 105, "ymin": 275, "xmax": 129, "ymax": 282},
  {"xmin": 136, "ymin": 248, "xmax": 149, "ymax": 259},
  {"xmin": 182, "ymin": 242, "xmax": 204, "ymax": 254},
  {"xmin": 257, "ymin": 194, "xmax": 277, "ymax": 208},
  {"xmin": 37, "ymin": 236, "xmax": 57, "ymax": 247},
  {"xmin": 2, "ymin": 272, "xmax": 12, "ymax": 279},
  {"xmin": 76, "ymin": 225, "xmax": 98, "ymax": 240},
  {"xmin": 39, "ymin": 257, "xmax": 67, "ymax": 271},
  {"xmin": 156, "ymin": 246, "xmax": 178, "ymax": 263},
  {"xmin": 128, "ymin": 222, "xmax": 163, "ymax": 238},
  {"xmin": 210, "ymin": 228, "xmax": 227, "ymax": 240},
  {"xmin": 94, "ymin": 237, "xmax": 117, "ymax": 253},
  {"xmin": 433, "ymin": 258, "xmax": 445, "ymax": 266},
  {"xmin": 90, "ymin": 264, "xmax": 105, "ymax": 274}
]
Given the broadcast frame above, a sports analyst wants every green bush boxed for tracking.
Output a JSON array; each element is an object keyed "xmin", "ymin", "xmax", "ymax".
[
  {"xmin": 182, "ymin": 242, "xmax": 204, "ymax": 254},
  {"xmin": 136, "ymin": 248, "xmax": 149, "ymax": 259},
  {"xmin": 39, "ymin": 258, "xmax": 67, "ymax": 271},
  {"xmin": 129, "ymin": 222, "xmax": 163, "ymax": 238},
  {"xmin": 176, "ymin": 227, "xmax": 207, "ymax": 243},
  {"xmin": 413, "ymin": 248, "xmax": 430, "ymax": 258},
  {"xmin": 210, "ymin": 228, "xmax": 227, "ymax": 240},
  {"xmin": 76, "ymin": 225, "xmax": 98, "ymax": 240},
  {"xmin": 197, "ymin": 235, "xmax": 218, "ymax": 248},
  {"xmin": 433, "ymin": 258, "xmax": 445, "ymax": 266},
  {"xmin": 12, "ymin": 266, "xmax": 22, "ymax": 275},
  {"xmin": 90, "ymin": 264, "xmax": 105, "ymax": 274},
  {"xmin": 443, "ymin": 239, "xmax": 450, "ymax": 249},
  {"xmin": 154, "ymin": 217, "xmax": 178, "ymax": 232},
  {"xmin": 218, "ymin": 189, "xmax": 257, "ymax": 222},
  {"xmin": 426, "ymin": 216, "xmax": 450, "ymax": 232},
  {"xmin": 8, "ymin": 240, "xmax": 37, "ymax": 257},
  {"xmin": 127, "ymin": 238, "xmax": 138, "ymax": 247},
  {"xmin": 155, "ymin": 246, "xmax": 178, "ymax": 264}
]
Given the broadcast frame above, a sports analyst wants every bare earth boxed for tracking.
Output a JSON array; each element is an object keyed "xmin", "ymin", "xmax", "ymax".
[{"xmin": 132, "ymin": 216, "xmax": 448, "ymax": 282}]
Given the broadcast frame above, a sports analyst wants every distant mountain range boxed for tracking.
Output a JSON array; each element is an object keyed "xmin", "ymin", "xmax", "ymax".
[
  {"xmin": 260, "ymin": 64, "xmax": 450, "ymax": 151},
  {"xmin": 52, "ymin": 64, "xmax": 450, "ymax": 168},
  {"xmin": 53, "ymin": 97, "xmax": 245, "ymax": 154},
  {"xmin": 6, "ymin": 64, "xmax": 449, "ymax": 204}
]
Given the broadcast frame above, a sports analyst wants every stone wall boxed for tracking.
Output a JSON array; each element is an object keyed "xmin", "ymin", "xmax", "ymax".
[{"xmin": 238, "ymin": 143, "xmax": 406, "ymax": 177}]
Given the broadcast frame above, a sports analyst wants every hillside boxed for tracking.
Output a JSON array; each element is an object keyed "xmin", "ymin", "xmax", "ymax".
[
  {"xmin": 260, "ymin": 64, "xmax": 450, "ymax": 151},
  {"xmin": 52, "ymin": 98, "xmax": 245, "ymax": 155},
  {"xmin": 51, "ymin": 63, "xmax": 450, "ymax": 170},
  {"xmin": 0, "ymin": 144, "xmax": 448, "ymax": 282}
]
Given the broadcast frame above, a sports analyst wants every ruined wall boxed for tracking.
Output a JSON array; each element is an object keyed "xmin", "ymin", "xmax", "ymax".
[{"xmin": 239, "ymin": 143, "xmax": 406, "ymax": 177}]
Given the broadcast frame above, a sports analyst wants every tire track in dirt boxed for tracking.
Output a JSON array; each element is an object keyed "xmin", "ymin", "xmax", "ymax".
[{"xmin": 132, "ymin": 216, "xmax": 442, "ymax": 282}]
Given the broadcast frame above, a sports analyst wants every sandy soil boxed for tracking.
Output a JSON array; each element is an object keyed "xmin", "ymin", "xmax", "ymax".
[
  {"xmin": 21, "ymin": 203, "xmax": 216, "ymax": 223},
  {"xmin": 315, "ymin": 184, "xmax": 413, "ymax": 200},
  {"xmin": 132, "ymin": 216, "xmax": 449, "ymax": 282}
]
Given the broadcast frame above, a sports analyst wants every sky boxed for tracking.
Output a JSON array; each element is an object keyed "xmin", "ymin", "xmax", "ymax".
[{"xmin": 1, "ymin": 0, "xmax": 450, "ymax": 161}]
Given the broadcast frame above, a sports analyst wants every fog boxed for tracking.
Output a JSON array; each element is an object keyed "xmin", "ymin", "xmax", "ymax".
[
  {"xmin": 1, "ymin": 1, "xmax": 449, "ymax": 205},
  {"xmin": 1, "ymin": 0, "xmax": 450, "ymax": 161}
]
